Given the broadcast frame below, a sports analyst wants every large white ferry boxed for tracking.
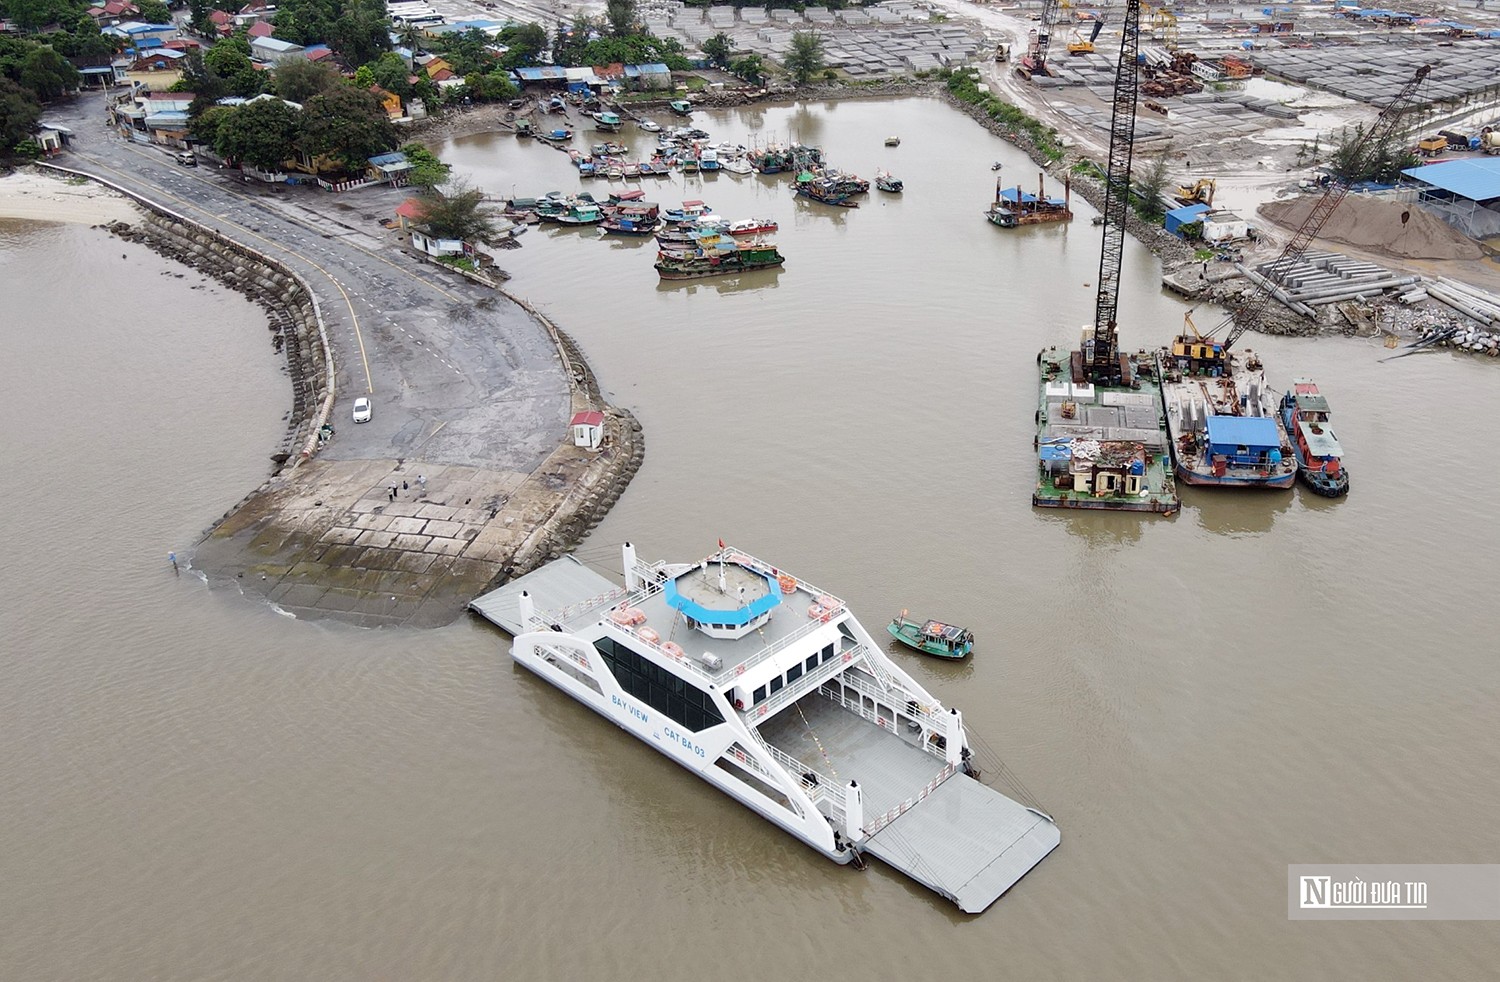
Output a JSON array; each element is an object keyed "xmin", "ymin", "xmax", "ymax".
[{"xmin": 472, "ymin": 543, "xmax": 1060, "ymax": 913}]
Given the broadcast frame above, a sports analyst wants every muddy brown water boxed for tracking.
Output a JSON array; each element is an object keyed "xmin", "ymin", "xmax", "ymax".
[{"xmin": 2, "ymin": 98, "xmax": 1497, "ymax": 980}]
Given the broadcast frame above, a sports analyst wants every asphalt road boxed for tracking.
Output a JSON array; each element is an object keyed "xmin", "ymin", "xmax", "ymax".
[{"xmin": 46, "ymin": 91, "xmax": 569, "ymax": 474}]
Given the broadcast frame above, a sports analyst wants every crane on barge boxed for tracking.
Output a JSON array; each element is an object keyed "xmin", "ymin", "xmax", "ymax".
[
  {"xmin": 1071, "ymin": 0, "xmax": 1142, "ymax": 387},
  {"xmin": 1178, "ymin": 64, "xmax": 1432, "ymax": 357}
]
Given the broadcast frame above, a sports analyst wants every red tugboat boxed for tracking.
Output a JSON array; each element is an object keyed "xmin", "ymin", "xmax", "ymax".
[{"xmin": 1280, "ymin": 377, "xmax": 1349, "ymax": 497}]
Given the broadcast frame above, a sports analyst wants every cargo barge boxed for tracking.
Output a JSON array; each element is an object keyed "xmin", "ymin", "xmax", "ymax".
[{"xmin": 1034, "ymin": 342, "xmax": 1179, "ymax": 513}]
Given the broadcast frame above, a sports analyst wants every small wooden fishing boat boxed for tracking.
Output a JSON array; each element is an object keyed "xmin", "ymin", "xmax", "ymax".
[
  {"xmin": 887, "ymin": 612, "xmax": 973, "ymax": 659},
  {"xmin": 875, "ymin": 169, "xmax": 903, "ymax": 193},
  {"xmin": 885, "ymin": 135, "xmax": 901, "ymax": 146}
]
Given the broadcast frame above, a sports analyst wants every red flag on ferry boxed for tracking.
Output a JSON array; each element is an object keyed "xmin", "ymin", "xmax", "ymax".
[{"xmin": 718, "ymin": 538, "xmax": 725, "ymax": 549}]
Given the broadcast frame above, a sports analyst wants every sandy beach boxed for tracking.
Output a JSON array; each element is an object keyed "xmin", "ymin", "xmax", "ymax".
[{"xmin": 0, "ymin": 168, "xmax": 141, "ymax": 225}]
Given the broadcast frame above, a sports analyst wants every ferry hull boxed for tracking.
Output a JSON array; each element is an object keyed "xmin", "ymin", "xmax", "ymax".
[{"xmin": 510, "ymin": 636, "xmax": 852, "ymax": 865}]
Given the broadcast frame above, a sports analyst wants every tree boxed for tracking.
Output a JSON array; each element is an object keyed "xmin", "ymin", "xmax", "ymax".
[
  {"xmin": 1134, "ymin": 153, "xmax": 1171, "ymax": 220},
  {"xmin": 298, "ymin": 85, "xmax": 395, "ymax": 170},
  {"xmin": 702, "ymin": 31, "xmax": 734, "ymax": 68},
  {"xmin": 400, "ymin": 141, "xmax": 449, "ymax": 190},
  {"xmin": 202, "ymin": 37, "xmax": 263, "ymax": 98},
  {"xmin": 604, "ymin": 0, "xmax": 636, "ymax": 37},
  {"xmin": 274, "ymin": 57, "xmax": 339, "ymax": 102},
  {"xmin": 366, "ymin": 50, "xmax": 413, "ymax": 98},
  {"xmin": 135, "ymin": 0, "xmax": 171, "ymax": 23},
  {"xmin": 783, "ymin": 30, "xmax": 825, "ymax": 84},
  {"xmin": 17, "ymin": 46, "xmax": 78, "ymax": 100},
  {"xmin": 215, "ymin": 98, "xmax": 300, "ymax": 169},
  {"xmin": 497, "ymin": 22, "xmax": 546, "ymax": 68},
  {"xmin": 729, "ymin": 53, "xmax": 765, "ymax": 86},
  {"xmin": 412, "ymin": 177, "xmax": 501, "ymax": 243},
  {"xmin": 329, "ymin": 9, "xmax": 390, "ymax": 66},
  {"xmin": 188, "ymin": 102, "xmax": 233, "ymax": 145},
  {"xmin": 0, "ymin": 78, "xmax": 42, "ymax": 152},
  {"xmin": 1327, "ymin": 123, "xmax": 1417, "ymax": 185},
  {"xmin": 4, "ymin": 0, "xmax": 79, "ymax": 33}
]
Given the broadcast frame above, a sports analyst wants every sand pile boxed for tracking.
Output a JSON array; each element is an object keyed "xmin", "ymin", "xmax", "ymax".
[{"xmin": 1258, "ymin": 194, "xmax": 1483, "ymax": 261}]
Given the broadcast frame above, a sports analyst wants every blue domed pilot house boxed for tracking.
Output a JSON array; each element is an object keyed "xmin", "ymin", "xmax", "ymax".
[{"xmin": 472, "ymin": 543, "xmax": 1060, "ymax": 913}]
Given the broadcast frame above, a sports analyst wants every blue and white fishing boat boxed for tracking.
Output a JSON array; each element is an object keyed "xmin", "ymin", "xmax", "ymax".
[
  {"xmin": 472, "ymin": 543, "xmax": 1060, "ymax": 914},
  {"xmin": 592, "ymin": 110, "xmax": 622, "ymax": 131}
]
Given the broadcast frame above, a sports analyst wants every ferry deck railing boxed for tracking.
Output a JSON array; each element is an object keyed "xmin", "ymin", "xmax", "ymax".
[
  {"xmin": 740, "ymin": 641, "xmax": 868, "ymax": 725},
  {"xmin": 744, "ymin": 728, "xmax": 846, "ymax": 824},
  {"xmin": 821, "ymin": 674, "xmax": 949, "ymax": 763},
  {"xmin": 833, "ymin": 668, "xmax": 950, "ymax": 742},
  {"xmin": 861, "ymin": 761, "xmax": 958, "ymax": 837}
]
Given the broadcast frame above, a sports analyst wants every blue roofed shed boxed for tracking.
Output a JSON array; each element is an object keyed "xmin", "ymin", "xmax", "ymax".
[
  {"xmin": 1165, "ymin": 203, "xmax": 1210, "ymax": 236},
  {"xmin": 1400, "ymin": 157, "xmax": 1500, "ymax": 203},
  {"xmin": 1205, "ymin": 415, "xmax": 1282, "ymax": 464}
]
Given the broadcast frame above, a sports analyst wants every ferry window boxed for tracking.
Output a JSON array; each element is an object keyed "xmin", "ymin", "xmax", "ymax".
[
  {"xmin": 754, "ymin": 685, "xmax": 767, "ymax": 703},
  {"xmin": 805, "ymin": 654, "xmax": 817, "ymax": 672},
  {"xmin": 770, "ymin": 676, "xmax": 784, "ymax": 695},
  {"xmin": 593, "ymin": 637, "xmax": 725, "ymax": 732},
  {"xmin": 787, "ymin": 663, "xmax": 803, "ymax": 683},
  {"xmin": 821, "ymin": 643, "xmax": 835, "ymax": 664}
]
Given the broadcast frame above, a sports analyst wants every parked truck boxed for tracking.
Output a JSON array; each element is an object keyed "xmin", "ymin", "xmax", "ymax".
[{"xmin": 1482, "ymin": 127, "xmax": 1500, "ymax": 155}]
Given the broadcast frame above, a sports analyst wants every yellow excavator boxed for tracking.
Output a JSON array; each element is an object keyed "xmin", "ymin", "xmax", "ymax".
[{"xmin": 1175, "ymin": 178, "xmax": 1216, "ymax": 206}]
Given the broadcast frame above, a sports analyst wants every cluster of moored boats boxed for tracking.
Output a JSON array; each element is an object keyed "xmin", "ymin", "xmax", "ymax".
[
  {"xmin": 502, "ymin": 191, "xmax": 786, "ymax": 280},
  {"xmin": 521, "ymin": 111, "xmax": 907, "ymax": 206}
]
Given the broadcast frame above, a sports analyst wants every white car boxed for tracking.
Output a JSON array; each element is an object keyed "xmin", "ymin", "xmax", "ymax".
[{"xmin": 352, "ymin": 397, "xmax": 372, "ymax": 423}]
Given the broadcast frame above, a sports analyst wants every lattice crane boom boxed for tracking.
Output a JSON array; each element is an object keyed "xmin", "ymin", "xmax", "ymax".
[
  {"xmin": 1220, "ymin": 64, "xmax": 1431, "ymax": 351},
  {"xmin": 1080, "ymin": 0, "xmax": 1142, "ymax": 387}
]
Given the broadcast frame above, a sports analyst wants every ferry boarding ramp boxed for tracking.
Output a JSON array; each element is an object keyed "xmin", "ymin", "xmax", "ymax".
[
  {"xmin": 469, "ymin": 556, "xmax": 622, "ymax": 634},
  {"xmin": 763, "ymin": 691, "xmax": 1059, "ymax": 914}
]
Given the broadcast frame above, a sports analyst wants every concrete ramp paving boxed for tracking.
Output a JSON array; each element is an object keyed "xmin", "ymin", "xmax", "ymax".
[{"xmin": 863, "ymin": 776, "xmax": 1060, "ymax": 914}]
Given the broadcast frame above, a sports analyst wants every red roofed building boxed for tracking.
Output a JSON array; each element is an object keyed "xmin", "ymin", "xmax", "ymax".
[
  {"xmin": 570, "ymin": 411, "xmax": 606, "ymax": 449},
  {"xmin": 394, "ymin": 197, "xmax": 424, "ymax": 229},
  {"xmin": 208, "ymin": 9, "xmax": 232, "ymax": 33},
  {"xmin": 246, "ymin": 20, "xmax": 273, "ymax": 37}
]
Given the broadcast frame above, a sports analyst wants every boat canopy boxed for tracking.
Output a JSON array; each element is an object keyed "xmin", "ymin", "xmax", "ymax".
[{"xmin": 922, "ymin": 621, "xmax": 969, "ymax": 641}]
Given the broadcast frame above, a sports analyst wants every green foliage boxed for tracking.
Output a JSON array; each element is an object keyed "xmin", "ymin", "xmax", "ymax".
[
  {"xmin": 400, "ymin": 140, "xmax": 448, "ymax": 189},
  {"xmin": 782, "ymin": 30, "xmax": 824, "ymax": 84},
  {"xmin": 462, "ymin": 67, "xmax": 517, "ymax": 102},
  {"xmin": 269, "ymin": 0, "xmax": 390, "ymax": 64},
  {"xmin": 188, "ymin": 102, "xmax": 233, "ymax": 145},
  {"xmin": 702, "ymin": 31, "xmax": 733, "ymax": 67},
  {"xmin": 411, "ymin": 177, "xmax": 500, "ymax": 243},
  {"xmin": 352, "ymin": 64, "xmax": 374, "ymax": 88},
  {"xmin": 0, "ymin": 77, "xmax": 42, "ymax": 151},
  {"xmin": 214, "ymin": 97, "xmax": 300, "ymax": 170},
  {"xmin": 365, "ymin": 50, "xmax": 413, "ymax": 97},
  {"xmin": 298, "ymin": 84, "xmax": 395, "ymax": 170},
  {"xmin": 16, "ymin": 44, "xmax": 78, "ymax": 100},
  {"xmin": 1326, "ymin": 123, "xmax": 1417, "ymax": 184},
  {"xmin": 135, "ymin": 0, "xmax": 170, "ymax": 23},
  {"xmin": 273, "ymin": 57, "xmax": 340, "ymax": 102},
  {"xmin": 604, "ymin": 0, "xmax": 635, "ymax": 37},
  {"xmin": 1132, "ymin": 153, "xmax": 1171, "ymax": 221},
  {"xmin": 728, "ymin": 53, "xmax": 764, "ymax": 85},
  {"xmin": 497, "ymin": 22, "xmax": 547, "ymax": 68},
  {"xmin": 2, "ymin": 0, "xmax": 80, "ymax": 32},
  {"xmin": 942, "ymin": 68, "xmax": 1064, "ymax": 163},
  {"xmin": 12, "ymin": 136, "xmax": 43, "ymax": 158},
  {"xmin": 177, "ymin": 38, "xmax": 263, "ymax": 100}
]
